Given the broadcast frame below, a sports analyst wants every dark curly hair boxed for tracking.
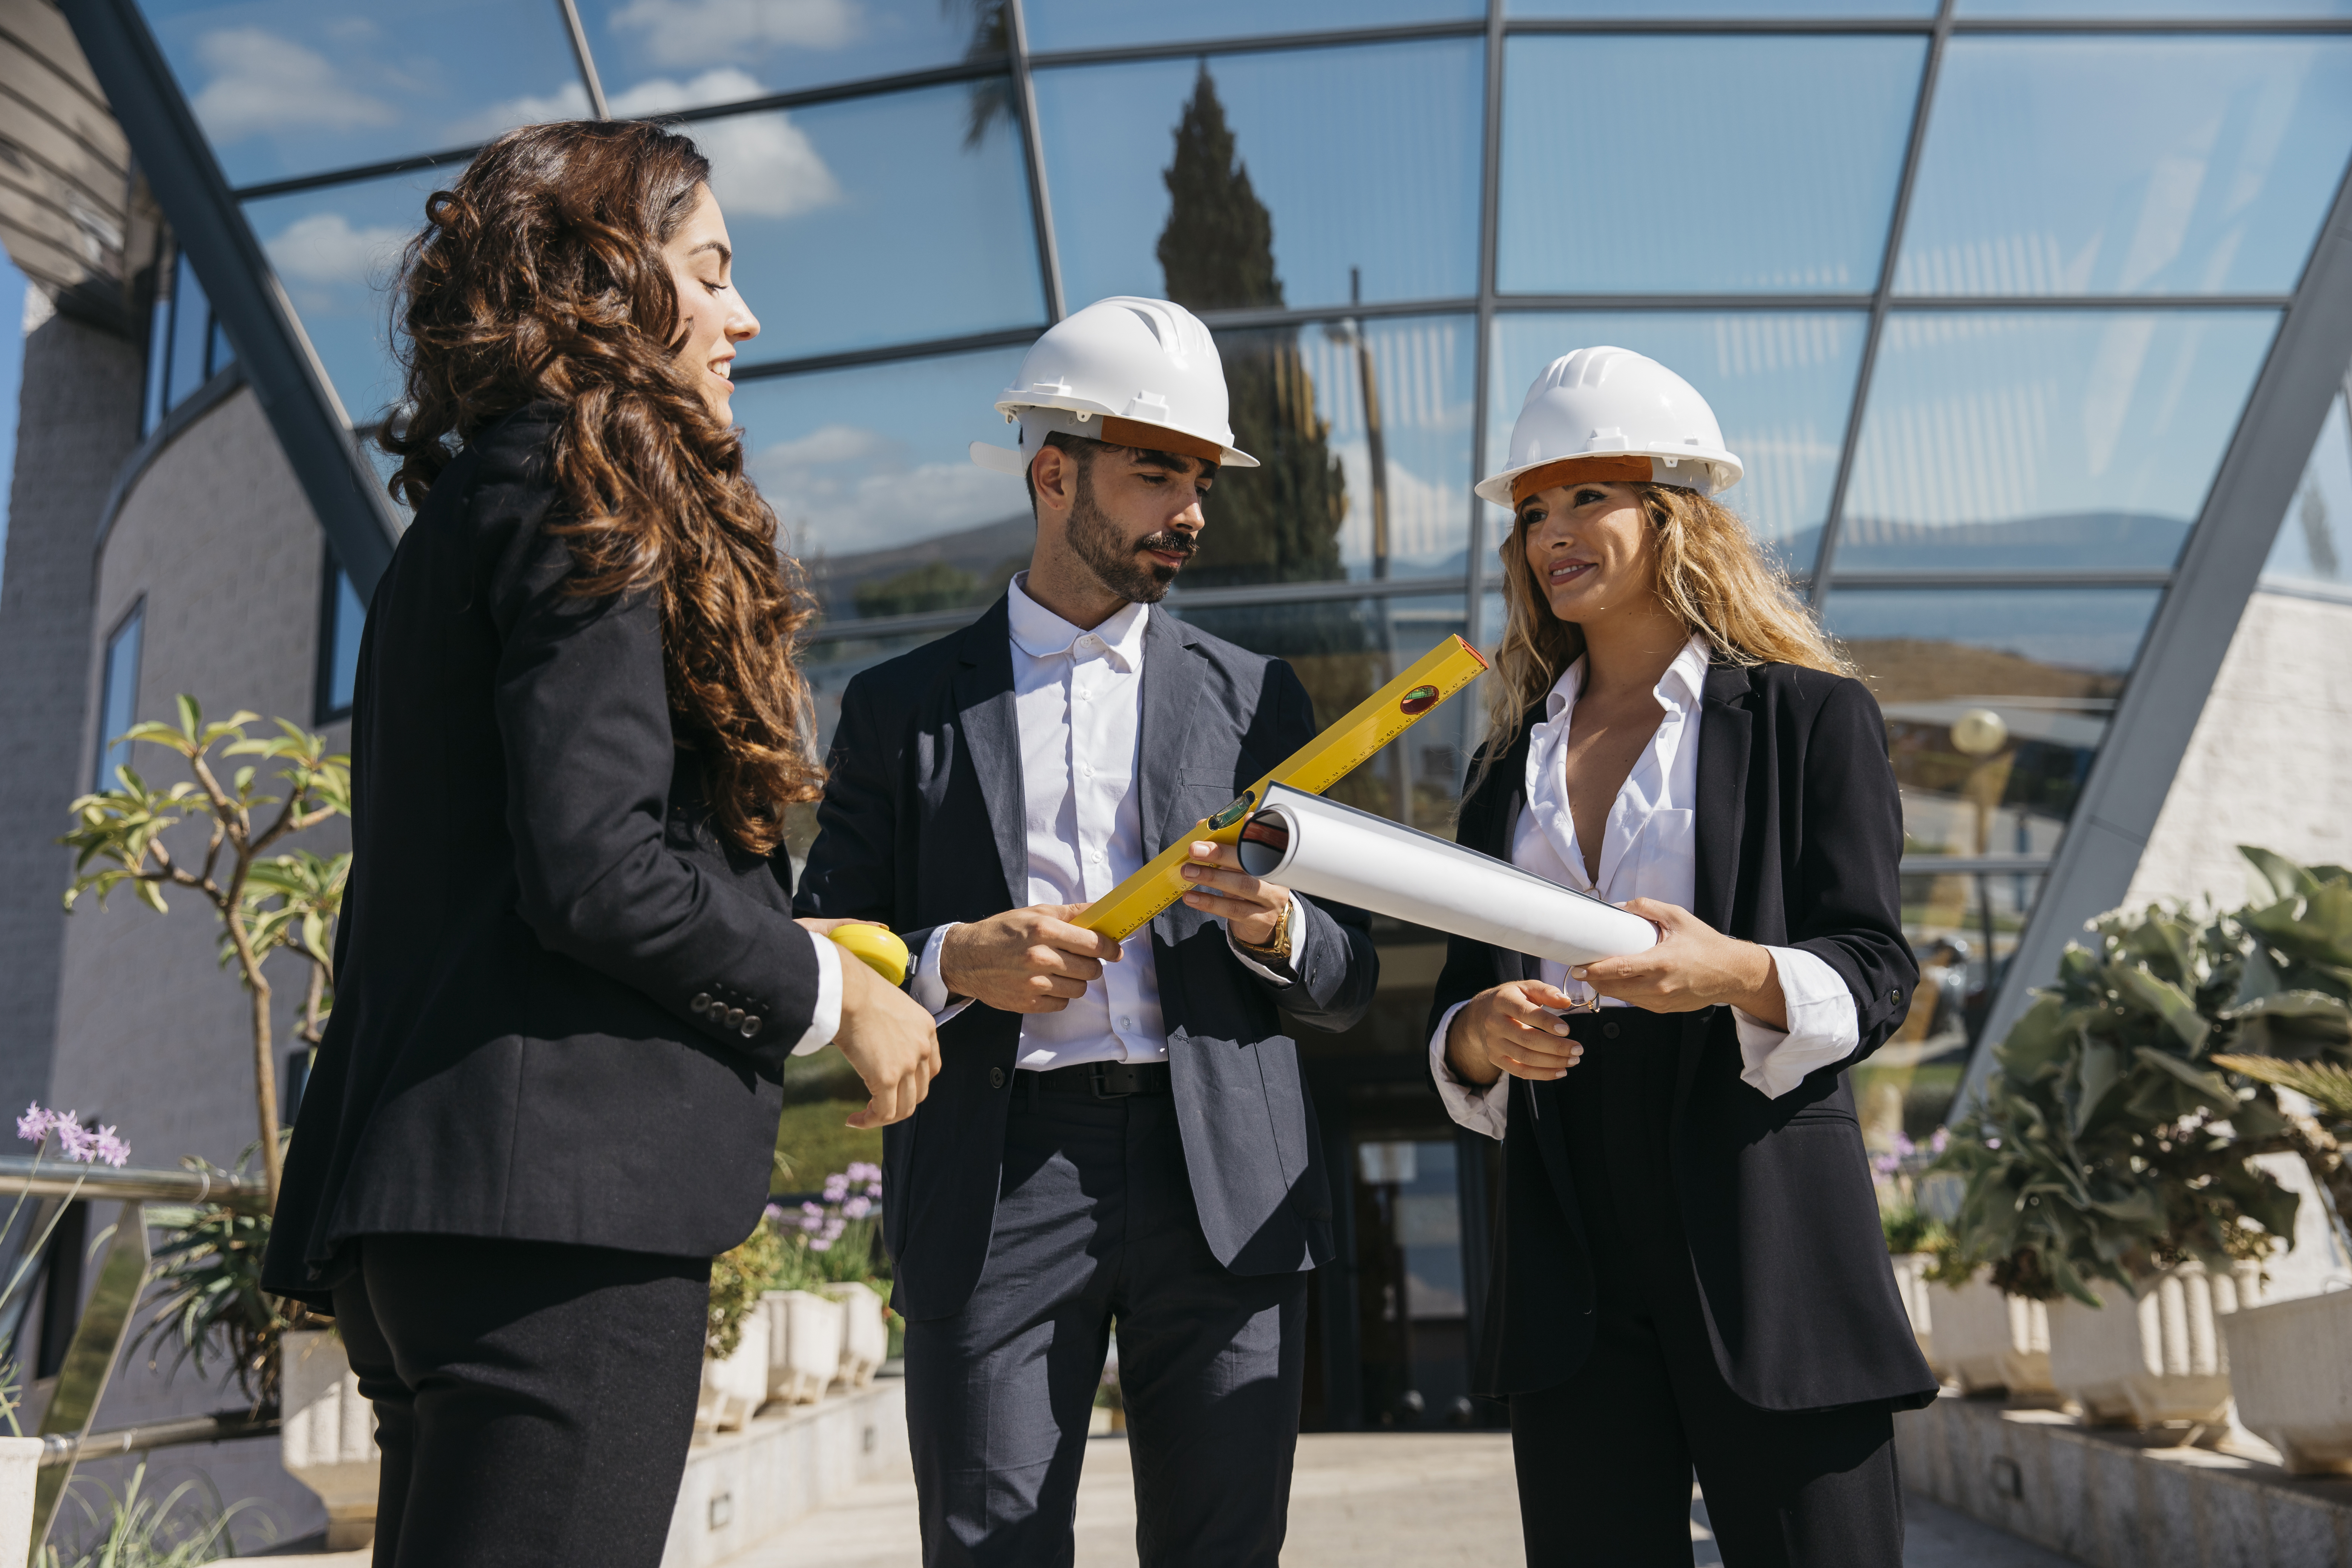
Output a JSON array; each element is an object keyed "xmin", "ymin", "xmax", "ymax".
[{"xmin": 378, "ymin": 119, "xmax": 821, "ymax": 853}]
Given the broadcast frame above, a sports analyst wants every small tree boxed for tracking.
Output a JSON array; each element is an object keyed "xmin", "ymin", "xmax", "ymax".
[{"xmin": 60, "ymin": 697, "xmax": 350, "ymax": 1205}]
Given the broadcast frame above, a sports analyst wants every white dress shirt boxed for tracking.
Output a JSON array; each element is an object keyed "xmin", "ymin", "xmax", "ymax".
[
  {"xmin": 790, "ymin": 936, "xmax": 844, "ymax": 1057},
  {"xmin": 910, "ymin": 575, "xmax": 1304, "ymax": 1069},
  {"xmin": 1430, "ymin": 635, "xmax": 1860, "ymax": 1139}
]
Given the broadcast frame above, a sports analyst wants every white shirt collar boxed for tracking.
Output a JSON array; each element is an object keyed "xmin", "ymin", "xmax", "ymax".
[
  {"xmin": 1545, "ymin": 632, "xmax": 1715, "ymax": 721},
  {"xmin": 1006, "ymin": 573, "xmax": 1150, "ymax": 672}
]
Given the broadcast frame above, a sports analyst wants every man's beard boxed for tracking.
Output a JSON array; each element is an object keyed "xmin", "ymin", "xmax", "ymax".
[{"xmin": 1066, "ymin": 466, "xmax": 1195, "ymax": 604}]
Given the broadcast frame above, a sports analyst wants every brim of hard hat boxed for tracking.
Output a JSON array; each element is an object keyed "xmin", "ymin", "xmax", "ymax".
[
  {"xmin": 1473, "ymin": 450, "xmax": 1742, "ymax": 508},
  {"xmin": 971, "ymin": 434, "xmax": 1260, "ymax": 474}
]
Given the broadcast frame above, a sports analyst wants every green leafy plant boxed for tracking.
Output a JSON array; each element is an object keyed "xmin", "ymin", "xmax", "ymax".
[
  {"xmin": 1936, "ymin": 848, "xmax": 2352, "ymax": 1307},
  {"xmin": 708, "ymin": 1221, "xmax": 783, "ymax": 1362},
  {"xmin": 41, "ymin": 1461, "xmax": 270, "ymax": 1567},
  {"xmin": 60, "ymin": 698, "xmax": 350, "ymax": 1204},
  {"xmin": 136, "ymin": 1172, "xmax": 309, "ymax": 1418}
]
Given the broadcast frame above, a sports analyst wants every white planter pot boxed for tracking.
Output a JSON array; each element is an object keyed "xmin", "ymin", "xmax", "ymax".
[
  {"xmin": 281, "ymin": 1328, "xmax": 380, "ymax": 1550},
  {"xmin": 0, "ymin": 1435, "xmax": 41, "ymax": 1567},
  {"xmin": 824, "ymin": 1282, "xmax": 889, "ymax": 1391},
  {"xmin": 2220, "ymin": 1286, "xmax": 2352, "ymax": 1474},
  {"xmin": 1889, "ymin": 1254, "xmax": 1935, "ymax": 1368},
  {"xmin": 2047, "ymin": 1260, "xmax": 2260, "ymax": 1429},
  {"xmin": 1926, "ymin": 1275, "xmax": 2053, "ymax": 1396},
  {"xmin": 763, "ymin": 1290, "xmax": 844, "ymax": 1405},
  {"xmin": 699, "ymin": 1312, "xmax": 769, "ymax": 1433}
]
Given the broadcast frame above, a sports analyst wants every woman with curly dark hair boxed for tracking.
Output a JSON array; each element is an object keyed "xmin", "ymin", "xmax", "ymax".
[{"xmin": 262, "ymin": 120, "xmax": 940, "ymax": 1565}]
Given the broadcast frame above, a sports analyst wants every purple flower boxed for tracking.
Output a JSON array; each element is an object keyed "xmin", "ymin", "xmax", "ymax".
[
  {"xmin": 91, "ymin": 1127, "xmax": 129, "ymax": 1169},
  {"xmin": 801, "ymin": 1200, "xmax": 823, "ymax": 1217},
  {"xmin": 842, "ymin": 1196, "xmax": 872, "ymax": 1219},
  {"xmin": 1930, "ymin": 1128, "xmax": 1950, "ymax": 1155},
  {"xmin": 1891, "ymin": 1130, "xmax": 1915, "ymax": 1160},
  {"xmin": 52, "ymin": 1115, "xmax": 93, "ymax": 1163},
  {"xmin": 764, "ymin": 1203, "xmax": 786, "ymax": 1223},
  {"xmin": 799, "ymin": 1213, "xmax": 824, "ymax": 1233},
  {"xmin": 822, "ymin": 1174, "xmax": 851, "ymax": 1204},
  {"xmin": 865, "ymin": 1182, "xmax": 883, "ymax": 1199},
  {"xmin": 1984, "ymin": 1136, "xmax": 2001, "ymax": 1150},
  {"xmin": 846, "ymin": 1161, "xmax": 882, "ymax": 1184},
  {"xmin": 1871, "ymin": 1152, "xmax": 1902, "ymax": 1177},
  {"xmin": 822, "ymin": 1217, "xmax": 846, "ymax": 1241},
  {"xmin": 810, "ymin": 1237, "xmax": 833, "ymax": 1252},
  {"xmin": 15, "ymin": 1102, "xmax": 52, "ymax": 1143}
]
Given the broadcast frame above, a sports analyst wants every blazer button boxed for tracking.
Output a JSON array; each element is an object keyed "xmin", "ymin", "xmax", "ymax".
[
  {"xmin": 1603, "ymin": 1021, "xmax": 1620, "ymax": 1040},
  {"xmin": 989, "ymin": 1066, "xmax": 1006, "ymax": 1089},
  {"xmin": 725, "ymin": 1007, "xmax": 745, "ymax": 1029},
  {"xmin": 1890, "ymin": 988, "xmax": 1904, "ymax": 1005},
  {"xmin": 741, "ymin": 1016, "xmax": 763, "ymax": 1038},
  {"xmin": 691, "ymin": 993, "xmax": 712, "ymax": 1013}
]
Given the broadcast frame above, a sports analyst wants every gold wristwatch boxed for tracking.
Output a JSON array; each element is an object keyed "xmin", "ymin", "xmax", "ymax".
[{"xmin": 1237, "ymin": 897, "xmax": 1292, "ymax": 965}]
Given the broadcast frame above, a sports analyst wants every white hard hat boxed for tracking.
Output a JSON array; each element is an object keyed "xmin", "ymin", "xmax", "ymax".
[
  {"xmin": 971, "ymin": 296, "xmax": 1259, "ymax": 476},
  {"xmin": 1476, "ymin": 346, "xmax": 1741, "ymax": 508}
]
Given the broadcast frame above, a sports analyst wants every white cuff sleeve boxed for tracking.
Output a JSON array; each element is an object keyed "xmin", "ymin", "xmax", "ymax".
[
  {"xmin": 1429, "ymin": 1001, "xmax": 1510, "ymax": 1141},
  {"xmin": 1227, "ymin": 892, "xmax": 1309, "ymax": 986},
  {"xmin": 791, "ymin": 930, "xmax": 844, "ymax": 1057},
  {"xmin": 1732, "ymin": 946, "xmax": 1861, "ymax": 1099},
  {"xmin": 908, "ymin": 923, "xmax": 975, "ymax": 1026}
]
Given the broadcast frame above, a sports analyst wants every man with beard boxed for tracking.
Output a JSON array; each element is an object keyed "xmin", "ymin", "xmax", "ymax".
[{"xmin": 795, "ymin": 297, "xmax": 1378, "ymax": 1567}]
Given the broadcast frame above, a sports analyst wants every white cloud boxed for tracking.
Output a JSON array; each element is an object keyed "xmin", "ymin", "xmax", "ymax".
[
  {"xmin": 263, "ymin": 212, "xmax": 407, "ymax": 289},
  {"xmin": 191, "ymin": 28, "xmax": 395, "ymax": 141},
  {"xmin": 752, "ymin": 424, "xmax": 1027, "ymax": 557},
  {"xmin": 610, "ymin": 0, "xmax": 860, "ymax": 69}
]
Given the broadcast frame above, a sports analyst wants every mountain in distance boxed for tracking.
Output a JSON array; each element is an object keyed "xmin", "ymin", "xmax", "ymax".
[{"xmin": 1791, "ymin": 511, "xmax": 2190, "ymax": 575}]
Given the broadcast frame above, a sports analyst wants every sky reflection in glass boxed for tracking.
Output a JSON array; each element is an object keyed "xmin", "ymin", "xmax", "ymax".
[
  {"xmin": 1897, "ymin": 38, "xmax": 2352, "ymax": 297},
  {"xmin": 732, "ymin": 345, "xmax": 1034, "ymax": 617},
  {"xmin": 708, "ymin": 84, "xmax": 1045, "ymax": 365},
  {"xmin": 140, "ymin": 0, "xmax": 582, "ymax": 188},
  {"xmin": 2266, "ymin": 393, "xmax": 2352, "ymax": 591},
  {"xmin": 1488, "ymin": 312, "xmax": 1866, "ymax": 572},
  {"xmin": 1033, "ymin": 40, "xmax": 1482, "ymax": 312},
  {"xmin": 1960, "ymin": 0, "xmax": 2351, "ymax": 14},
  {"xmin": 1024, "ymin": 0, "xmax": 1481, "ymax": 53},
  {"xmin": 1839, "ymin": 310, "xmax": 2278, "ymax": 572},
  {"xmin": 1515, "ymin": 0, "xmax": 1930, "ymax": 13},
  {"xmin": 1498, "ymin": 35, "xmax": 1921, "ymax": 296},
  {"xmin": 577, "ymin": 0, "xmax": 986, "ymax": 112}
]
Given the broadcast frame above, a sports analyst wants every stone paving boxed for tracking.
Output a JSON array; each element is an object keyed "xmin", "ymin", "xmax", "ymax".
[{"xmin": 713, "ymin": 1432, "xmax": 2078, "ymax": 1567}]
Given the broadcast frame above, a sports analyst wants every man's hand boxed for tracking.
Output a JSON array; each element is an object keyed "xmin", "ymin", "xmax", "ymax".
[
  {"xmin": 939, "ymin": 904, "xmax": 1123, "ymax": 1014},
  {"xmin": 1178, "ymin": 839, "xmax": 1290, "ymax": 950},
  {"xmin": 1444, "ymin": 980, "xmax": 1586, "ymax": 1086},
  {"xmin": 1571, "ymin": 899, "xmax": 1787, "ymax": 1027},
  {"xmin": 829, "ymin": 954, "xmax": 942, "ymax": 1129}
]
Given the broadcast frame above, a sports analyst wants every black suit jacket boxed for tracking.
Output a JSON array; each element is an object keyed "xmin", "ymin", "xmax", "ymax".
[
  {"xmin": 263, "ymin": 405, "xmax": 818, "ymax": 1306},
  {"xmin": 795, "ymin": 596, "xmax": 1378, "ymax": 1320},
  {"xmin": 1428, "ymin": 659, "xmax": 1937, "ymax": 1411}
]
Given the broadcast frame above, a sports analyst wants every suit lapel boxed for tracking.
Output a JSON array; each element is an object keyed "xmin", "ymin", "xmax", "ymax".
[
  {"xmin": 952, "ymin": 597, "xmax": 1029, "ymax": 910},
  {"xmin": 1138, "ymin": 607, "xmax": 1207, "ymax": 854},
  {"xmin": 1682, "ymin": 660, "xmax": 1755, "ymax": 1115},
  {"xmin": 1478, "ymin": 712, "xmax": 1541, "ymax": 988}
]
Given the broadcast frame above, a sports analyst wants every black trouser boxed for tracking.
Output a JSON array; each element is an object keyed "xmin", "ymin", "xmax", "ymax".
[
  {"xmin": 904, "ymin": 1068, "xmax": 1308, "ymax": 1568},
  {"xmin": 1509, "ymin": 1012, "xmax": 1904, "ymax": 1567},
  {"xmin": 331, "ymin": 1234, "xmax": 711, "ymax": 1568}
]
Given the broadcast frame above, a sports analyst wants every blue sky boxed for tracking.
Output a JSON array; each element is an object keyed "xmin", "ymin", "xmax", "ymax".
[{"xmin": 0, "ymin": 253, "xmax": 24, "ymax": 590}]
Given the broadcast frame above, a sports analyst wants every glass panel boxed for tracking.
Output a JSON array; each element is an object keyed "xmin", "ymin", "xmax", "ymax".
[
  {"xmin": 1025, "ymin": 0, "xmax": 1482, "ymax": 52},
  {"xmin": 1487, "ymin": 311, "xmax": 1866, "ymax": 574},
  {"xmin": 2265, "ymin": 390, "xmax": 2352, "ymax": 592},
  {"xmin": 1171, "ymin": 594, "xmax": 1475, "ymax": 830},
  {"xmin": 323, "ymin": 566, "xmax": 366, "ymax": 717},
  {"xmin": 164, "ymin": 250, "xmax": 213, "ymax": 409},
  {"xmin": 577, "ymin": 0, "xmax": 986, "ymax": 112},
  {"xmin": 715, "ymin": 83, "xmax": 1046, "ymax": 366},
  {"xmin": 1033, "ymin": 40, "xmax": 1482, "ymax": 313},
  {"xmin": 142, "ymin": 262, "xmax": 174, "ymax": 436},
  {"xmin": 244, "ymin": 167, "xmax": 439, "ymax": 428},
  {"xmin": 95, "ymin": 604, "xmax": 145, "ymax": 790},
  {"xmin": 734, "ymin": 345, "xmax": 1035, "ymax": 622},
  {"xmin": 1168, "ymin": 314, "xmax": 1474, "ymax": 590},
  {"xmin": 207, "ymin": 312, "xmax": 236, "ymax": 379},
  {"xmin": 1828, "ymin": 583, "xmax": 2161, "ymax": 1144},
  {"xmin": 1517, "ymin": 0, "xmax": 1931, "ymax": 12},
  {"xmin": 1838, "ymin": 309, "xmax": 2278, "ymax": 572},
  {"xmin": 1960, "ymin": 0, "xmax": 2351, "ymax": 15},
  {"xmin": 139, "ymin": 0, "xmax": 586, "ymax": 189},
  {"xmin": 1351, "ymin": 1136, "xmax": 1473, "ymax": 1430},
  {"xmin": 1498, "ymin": 35, "xmax": 1922, "ymax": 296},
  {"xmin": 1896, "ymin": 38, "xmax": 2352, "ymax": 297}
]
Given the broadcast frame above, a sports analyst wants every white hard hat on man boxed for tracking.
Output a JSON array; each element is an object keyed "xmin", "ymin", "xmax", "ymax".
[
  {"xmin": 1478, "ymin": 345, "xmax": 1741, "ymax": 508},
  {"xmin": 972, "ymin": 296, "xmax": 1259, "ymax": 477}
]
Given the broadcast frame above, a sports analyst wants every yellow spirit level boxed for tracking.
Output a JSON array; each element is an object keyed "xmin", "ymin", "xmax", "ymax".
[{"xmin": 1076, "ymin": 635, "xmax": 1490, "ymax": 942}]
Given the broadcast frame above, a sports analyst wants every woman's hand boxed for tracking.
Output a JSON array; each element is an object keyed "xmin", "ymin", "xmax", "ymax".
[
  {"xmin": 829, "ymin": 955, "xmax": 942, "ymax": 1129},
  {"xmin": 1444, "ymin": 980, "xmax": 1587, "ymax": 1086},
  {"xmin": 1179, "ymin": 840, "xmax": 1291, "ymax": 951},
  {"xmin": 1571, "ymin": 899, "xmax": 1788, "ymax": 1027}
]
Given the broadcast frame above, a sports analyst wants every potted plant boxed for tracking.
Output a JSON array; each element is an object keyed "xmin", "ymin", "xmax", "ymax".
[
  {"xmin": 704, "ymin": 1220, "xmax": 782, "ymax": 1432},
  {"xmin": 1933, "ymin": 880, "xmax": 2302, "ymax": 1434}
]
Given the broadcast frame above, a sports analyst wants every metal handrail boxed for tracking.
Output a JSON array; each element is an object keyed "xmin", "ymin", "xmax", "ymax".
[
  {"xmin": 0, "ymin": 1158, "xmax": 268, "ymax": 1205},
  {"xmin": 36, "ymin": 1411, "xmax": 279, "ymax": 1469}
]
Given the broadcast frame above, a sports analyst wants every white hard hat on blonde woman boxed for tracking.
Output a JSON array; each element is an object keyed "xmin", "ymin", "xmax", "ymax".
[{"xmin": 1477, "ymin": 346, "xmax": 1743, "ymax": 507}]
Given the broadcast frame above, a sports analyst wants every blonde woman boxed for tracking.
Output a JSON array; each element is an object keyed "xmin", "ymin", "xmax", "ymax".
[{"xmin": 1427, "ymin": 349, "xmax": 1933, "ymax": 1565}]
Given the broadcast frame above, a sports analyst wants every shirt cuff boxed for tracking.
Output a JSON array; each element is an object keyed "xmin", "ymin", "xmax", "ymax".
[
  {"xmin": 909, "ymin": 923, "xmax": 975, "ymax": 1026},
  {"xmin": 1227, "ymin": 892, "xmax": 1309, "ymax": 986},
  {"xmin": 791, "ymin": 930, "xmax": 844, "ymax": 1057},
  {"xmin": 1429, "ymin": 1001, "xmax": 1510, "ymax": 1141},
  {"xmin": 1732, "ymin": 946, "xmax": 1861, "ymax": 1099}
]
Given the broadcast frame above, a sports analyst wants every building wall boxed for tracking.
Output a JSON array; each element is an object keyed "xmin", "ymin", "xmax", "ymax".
[{"xmin": 2125, "ymin": 586, "xmax": 2352, "ymax": 911}]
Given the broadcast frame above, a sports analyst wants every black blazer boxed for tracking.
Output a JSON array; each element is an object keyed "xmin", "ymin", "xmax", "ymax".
[
  {"xmin": 1428, "ymin": 659, "xmax": 1936, "ymax": 1411},
  {"xmin": 795, "ymin": 597, "xmax": 1379, "ymax": 1320},
  {"xmin": 263, "ymin": 405, "xmax": 819, "ymax": 1306}
]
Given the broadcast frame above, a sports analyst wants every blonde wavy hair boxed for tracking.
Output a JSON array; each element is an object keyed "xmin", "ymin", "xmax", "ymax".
[{"xmin": 1475, "ymin": 482, "xmax": 1850, "ymax": 783}]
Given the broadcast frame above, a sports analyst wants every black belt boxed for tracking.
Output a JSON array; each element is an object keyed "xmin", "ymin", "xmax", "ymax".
[{"xmin": 1031, "ymin": 1060, "xmax": 1173, "ymax": 1098}]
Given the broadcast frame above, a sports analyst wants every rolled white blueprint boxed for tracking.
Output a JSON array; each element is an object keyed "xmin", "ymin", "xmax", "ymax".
[{"xmin": 1235, "ymin": 783, "xmax": 1658, "ymax": 966}]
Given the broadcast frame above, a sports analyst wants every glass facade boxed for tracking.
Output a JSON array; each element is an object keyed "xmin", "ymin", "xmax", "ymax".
[
  {"xmin": 141, "ymin": 243, "xmax": 236, "ymax": 436},
  {"xmin": 93, "ymin": 602, "xmax": 145, "ymax": 790},
  {"xmin": 126, "ymin": 0, "xmax": 2352, "ymax": 1429}
]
